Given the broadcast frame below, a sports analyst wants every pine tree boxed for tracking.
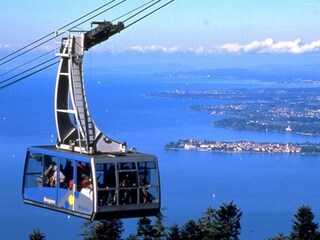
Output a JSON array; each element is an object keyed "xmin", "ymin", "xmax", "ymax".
[
  {"xmin": 290, "ymin": 205, "xmax": 319, "ymax": 240},
  {"xmin": 126, "ymin": 234, "xmax": 138, "ymax": 240},
  {"xmin": 29, "ymin": 229, "xmax": 46, "ymax": 240},
  {"xmin": 213, "ymin": 201, "xmax": 242, "ymax": 240},
  {"xmin": 154, "ymin": 211, "xmax": 166, "ymax": 239},
  {"xmin": 198, "ymin": 207, "xmax": 215, "ymax": 239},
  {"xmin": 167, "ymin": 224, "xmax": 180, "ymax": 240},
  {"xmin": 137, "ymin": 217, "xmax": 157, "ymax": 240},
  {"xmin": 180, "ymin": 220, "xmax": 202, "ymax": 240},
  {"xmin": 78, "ymin": 219, "xmax": 124, "ymax": 240},
  {"xmin": 269, "ymin": 233, "xmax": 289, "ymax": 240}
]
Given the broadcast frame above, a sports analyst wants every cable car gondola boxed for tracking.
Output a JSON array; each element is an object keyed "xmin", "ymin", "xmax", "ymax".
[
  {"xmin": 22, "ymin": 21, "xmax": 161, "ymax": 220},
  {"xmin": 23, "ymin": 146, "xmax": 160, "ymax": 220}
]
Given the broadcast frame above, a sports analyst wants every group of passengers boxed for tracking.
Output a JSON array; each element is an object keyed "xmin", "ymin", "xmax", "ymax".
[
  {"xmin": 39, "ymin": 161, "xmax": 154, "ymax": 204},
  {"xmin": 39, "ymin": 161, "xmax": 93, "ymax": 200},
  {"xmin": 41, "ymin": 163, "xmax": 66, "ymax": 187},
  {"xmin": 97, "ymin": 169, "xmax": 153, "ymax": 206}
]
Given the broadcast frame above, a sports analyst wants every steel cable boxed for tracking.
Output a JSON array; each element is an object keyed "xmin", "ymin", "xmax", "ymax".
[
  {"xmin": 0, "ymin": 0, "xmax": 117, "ymax": 64},
  {"xmin": 0, "ymin": 0, "xmax": 175, "ymax": 91}
]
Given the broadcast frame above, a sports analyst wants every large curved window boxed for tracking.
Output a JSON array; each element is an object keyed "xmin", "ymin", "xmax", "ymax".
[
  {"xmin": 96, "ymin": 163, "xmax": 116, "ymax": 206},
  {"xmin": 138, "ymin": 161, "xmax": 159, "ymax": 203},
  {"xmin": 95, "ymin": 159, "xmax": 159, "ymax": 207},
  {"xmin": 24, "ymin": 152, "xmax": 43, "ymax": 189},
  {"xmin": 23, "ymin": 149, "xmax": 93, "ymax": 216}
]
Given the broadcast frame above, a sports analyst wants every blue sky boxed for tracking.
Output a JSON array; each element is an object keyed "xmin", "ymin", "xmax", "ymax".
[{"xmin": 1, "ymin": 0, "xmax": 320, "ymax": 57}]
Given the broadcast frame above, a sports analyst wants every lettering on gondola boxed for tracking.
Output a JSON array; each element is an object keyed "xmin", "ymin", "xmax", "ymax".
[
  {"xmin": 78, "ymin": 205, "xmax": 91, "ymax": 213},
  {"xmin": 44, "ymin": 197, "xmax": 56, "ymax": 205}
]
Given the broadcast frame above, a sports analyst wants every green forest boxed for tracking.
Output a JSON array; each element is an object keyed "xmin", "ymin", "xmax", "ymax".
[{"xmin": 29, "ymin": 202, "xmax": 319, "ymax": 240}]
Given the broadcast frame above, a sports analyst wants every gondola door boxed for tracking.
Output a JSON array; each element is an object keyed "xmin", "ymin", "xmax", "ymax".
[{"xmin": 23, "ymin": 152, "xmax": 60, "ymax": 207}]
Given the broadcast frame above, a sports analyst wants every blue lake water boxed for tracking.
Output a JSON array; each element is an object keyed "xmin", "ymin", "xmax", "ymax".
[{"xmin": 0, "ymin": 70, "xmax": 320, "ymax": 239}]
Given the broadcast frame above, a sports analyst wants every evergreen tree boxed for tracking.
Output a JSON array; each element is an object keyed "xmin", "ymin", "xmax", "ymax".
[
  {"xmin": 167, "ymin": 224, "xmax": 180, "ymax": 240},
  {"xmin": 126, "ymin": 234, "xmax": 138, "ymax": 240},
  {"xmin": 198, "ymin": 207, "xmax": 215, "ymax": 239},
  {"xmin": 180, "ymin": 220, "xmax": 202, "ymax": 240},
  {"xmin": 290, "ymin": 205, "xmax": 319, "ymax": 240},
  {"xmin": 269, "ymin": 233, "xmax": 289, "ymax": 240},
  {"xmin": 29, "ymin": 229, "xmax": 46, "ymax": 240},
  {"xmin": 154, "ymin": 211, "xmax": 166, "ymax": 239},
  {"xmin": 213, "ymin": 201, "xmax": 242, "ymax": 240},
  {"xmin": 137, "ymin": 217, "xmax": 157, "ymax": 240},
  {"xmin": 78, "ymin": 219, "xmax": 124, "ymax": 240}
]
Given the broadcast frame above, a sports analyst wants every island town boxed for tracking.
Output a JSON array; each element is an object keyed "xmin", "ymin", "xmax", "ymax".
[{"xmin": 165, "ymin": 139, "xmax": 320, "ymax": 154}]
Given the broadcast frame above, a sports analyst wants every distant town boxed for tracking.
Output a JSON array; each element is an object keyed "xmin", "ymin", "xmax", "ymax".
[
  {"xmin": 150, "ymin": 70, "xmax": 320, "ymax": 154},
  {"xmin": 165, "ymin": 139, "xmax": 320, "ymax": 154},
  {"xmin": 149, "ymin": 83, "xmax": 320, "ymax": 136}
]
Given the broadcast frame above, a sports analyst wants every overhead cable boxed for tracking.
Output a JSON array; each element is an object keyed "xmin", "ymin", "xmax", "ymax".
[
  {"xmin": 0, "ymin": 60, "xmax": 59, "ymax": 90},
  {"xmin": 0, "ymin": 56, "xmax": 59, "ymax": 88},
  {"xmin": 0, "ymin": 0, "xmax": 117, "ymax": 64},
  {"xmin": 0, "ymin": 49, "xmax": 57, "ymax": 78},
  {"xmin": 125, "ymin": 0, "xmax": 174, "ymax": 29},
  {"xmin": 111, "ymin": 0, "xmax": 158, "ymax": 22},
  {"xmin": 123, "ymin": 0, "xmax": 161, "ymax": 23},
  {"xmin": 0, "ymin": 0, "xmax": 175, "ymax": 91},
  {"xmin": 0, "ymin": 0, "xmax": 128, "ymax": 88},
  {"xmin": 0, "ymin": 0, "xmax": 126, "ymax": 67}
]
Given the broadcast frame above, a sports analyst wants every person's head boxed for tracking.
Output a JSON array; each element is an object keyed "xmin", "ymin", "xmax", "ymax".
[{"xmin": 83, "ymin": 178, "xmax": 93, "ymax": 189}]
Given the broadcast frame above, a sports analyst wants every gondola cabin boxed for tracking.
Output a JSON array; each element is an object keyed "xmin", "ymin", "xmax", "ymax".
[{"xmin": 23, "ymin": 146, "xmax": 160, "ymax": 220}]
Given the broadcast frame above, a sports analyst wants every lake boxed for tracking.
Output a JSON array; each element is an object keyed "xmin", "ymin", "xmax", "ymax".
[{"xmin": 0, "ymin": 70, "xmax": 319, "ymax": 239}]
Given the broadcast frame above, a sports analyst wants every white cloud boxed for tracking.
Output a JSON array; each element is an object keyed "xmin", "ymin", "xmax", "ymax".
[
  {"xmin": 121, "ymin": 45, "xmax": 214, "ymax": 55},
  {"xmin": 2, "ymin": 38, "xmax": 320, "ymax": 55},
  {"xmin": 219, "ymin": 38, "xmax": 320, "ymax": 54},
  {"xmin": 127, "ymin": 45, "xmax": 184, "ymax": 53},
  {"xmin": 109, "ymin": 38, "xmax": 320, "ymax": 55}
]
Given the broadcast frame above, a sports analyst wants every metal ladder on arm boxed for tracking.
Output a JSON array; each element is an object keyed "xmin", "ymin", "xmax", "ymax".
[{"xmin": 70, "ymin": 56, "xmax": 95, "ymax": 150}]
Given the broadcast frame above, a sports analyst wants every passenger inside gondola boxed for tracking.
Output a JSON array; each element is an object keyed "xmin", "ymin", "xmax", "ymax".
[
  {"xmin": 140, "ymin": 170, "xmax": 152, "ymax": 203},
  {"xmin": 81, "ymin": 178, "xmax": 93, "ymax": 200},
  {"xmin": 105, "ymin": 164, "xmax": 116, "ymax": 205},
  {"xmin": 119, "ymin": 167, "xmax": 137, "ymax": 204},
  {"xmin": 51, "ymin": 164, "xmax": 66, "ymax": 187},
  {"xmin": 43, "ymin": 163, "xmax": 55, "ymax": 187},
  {"xmin": 62, "ymin": 160, "xmax": 73, "ymax": 189},
  {"xmin": 77, "ymin": 162, "xmax": 91, "ymax": 191},
  {"xmin": 119, "ymin": 173, "xmax": 130, "ymax": 204},
  {"xmin": 96, "ymin": 163, "xmax": 117, "ymax": 206}
]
